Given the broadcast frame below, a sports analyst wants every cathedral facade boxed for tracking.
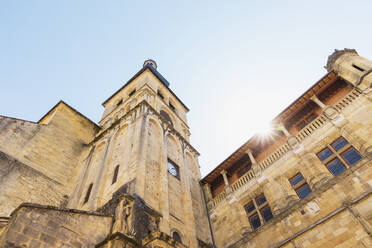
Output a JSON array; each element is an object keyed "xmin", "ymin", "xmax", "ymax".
[{"xmin": 0, "ymin": 49, "xmax": 371, "ymax": 248}]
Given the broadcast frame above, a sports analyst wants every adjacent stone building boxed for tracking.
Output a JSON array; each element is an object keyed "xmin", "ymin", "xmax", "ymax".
[
  {"xmin": 201, "ymin": 49, "xmax": 372, "ymax": 248},
  {"xmin": 0, "ymin": 49, "xmax": 371, "ymax": 248}
]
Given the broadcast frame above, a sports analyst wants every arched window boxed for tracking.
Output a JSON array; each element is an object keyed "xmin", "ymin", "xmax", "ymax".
[
  {"xmin": 160, "ymin": 110, "xmax": 173, "ymax": 126},
  {"xmin": 172, "ymin": 231, "xmax": 182, "ymax": 243}
]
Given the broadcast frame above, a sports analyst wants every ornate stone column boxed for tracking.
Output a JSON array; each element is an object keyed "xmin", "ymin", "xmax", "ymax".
[
  {"xmin": 220, "ymin": 170, "xmax": 229, "ymax": 186},
  {"xmin": 310, "ymin": 95, "xmax": 343, "ymax": 124},
  {"xmin": 246, "ymin": 148, "xmax": 260, "ymax": 175},
  {"xmin": 278, "ymin": 123, "xmax": 304, "ymax": 154},
  {"xmin": 220, "ymin": 170, "xmax": 232, "ymax": 195}
]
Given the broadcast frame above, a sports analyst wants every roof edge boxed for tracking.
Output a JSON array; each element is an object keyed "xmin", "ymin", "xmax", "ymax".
[
  {"xmin": 38, "ymin": 100, "xmax": 100, "ymax": 129},
  {"xmin": 101, "ymin": 65, "xmax": 190, "ymax": 111},
  {"xmin": 201, "ymin": 70, "xmax": 339, "ymax": 183}
]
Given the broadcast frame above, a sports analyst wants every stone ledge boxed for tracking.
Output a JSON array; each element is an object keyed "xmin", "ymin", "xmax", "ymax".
[
  {"xmin": 142, "ymin": 231, "xmax": 187, "ymax": 248},
  {"xmin": 95, "ymin": 232, "xmax": 140, "ymax": 247},
  {"xmin": 10, "ymin": 203, "xmax": 112, "ymax": 218}
]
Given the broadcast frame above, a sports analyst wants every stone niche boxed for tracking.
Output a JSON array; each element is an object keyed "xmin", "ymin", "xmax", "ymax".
[{"xmin": 98, "ymin": 185, "xmax": 162, "ymax": 245}]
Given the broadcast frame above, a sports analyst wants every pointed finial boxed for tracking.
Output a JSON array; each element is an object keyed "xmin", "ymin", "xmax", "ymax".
[{"xmin": 143, "ymin": 59, "xmax": 157, "ymax": 69}]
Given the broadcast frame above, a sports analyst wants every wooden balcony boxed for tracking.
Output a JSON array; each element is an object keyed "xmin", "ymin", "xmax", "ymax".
[{"xmin": 208, "ymin": 89, "xmax": 361, "ymax": 209}]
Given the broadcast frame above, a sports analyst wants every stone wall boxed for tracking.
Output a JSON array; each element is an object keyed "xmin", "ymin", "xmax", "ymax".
[
  {"xmin": 0, "ymin": 151, "xmax": 66, "ymax": 216},
  {"xmin": 0, "ymin": 102, "xmax": 99, "ymax": 217},
  {"xmin": 0, "ymin": 204, "xmax": 112, "ymax": 248},
  {"xmin": 228, "ymin": 159, "xmax": 372, "ymax": 248}
]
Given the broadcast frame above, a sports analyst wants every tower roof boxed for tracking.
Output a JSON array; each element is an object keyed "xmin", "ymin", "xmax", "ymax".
[
  {"xmin": 325, "ymin": 48, "xmax": 358, "ymax": 71},
  {"xmin": 102, "ymin": 61, "xmax": 189, "ymax": 111}
]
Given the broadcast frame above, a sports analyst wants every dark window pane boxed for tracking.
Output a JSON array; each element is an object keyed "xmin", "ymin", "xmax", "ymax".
[
  {"xmin": 260, "ymin": 206, "xmax": 273, "ymax": 222},
  {"xmin": 317, "ymin": 148, "xmax": 333, "ymax": 161},
  {"xmin": 327, "ymin": 159, "xmax": 346, "ymax": 176},
  {"xmin": 256, "ymin": 194, "xmax": 267, "ymax": 206},
  {"xmin": 245, "ymin": 201, "xmax": 255, "ymax": 213},
  {"xmin": 332, "ymin": 137, "xmax": 348, "ymax": 151},
  {"xmin": 290, "ymin": 173, "xmax": 304, "ymax": 186},
  {"xmin": 249, "ymin": 214, "xmax": 261, "ymax": 230},
  {"xmin": 129, "ymin": 89, "xmax": 136, "ymax": 96},
  {"xmin": 173, "ymin": 232, "xmax": 182, "ymax": 243},
  {"xmin": 342, "ymin": 148, "xmax": 362, "ymax": 165},
  {"xmin": 112, "ymin": 165, "xmax": 119, "ymax": 184},
  {"xmin": 84, "ymin": 183, "xmax": 93, "ymax": 204},
  {"xmin": 160, "ymin": 110, "xmax": 173, "ymax": 126},
  {"xmin": 157, "ymin": 91, "xmax": 164, "ymax": 99},
  {"xmin": 296, "ymin": 184, "xmax": 312, "ymax": 199}
]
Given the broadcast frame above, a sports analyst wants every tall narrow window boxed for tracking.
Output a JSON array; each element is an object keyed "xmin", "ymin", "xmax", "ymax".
[
  {"xmin": 160, "ymin": 110, "xmax": 173, "ymax": 126},
  {"xmin": 116, "ymin": 99, "xmax": 123, "ymax": 106},
  {"xmin": 289, "ymin": 173, "xmax": 312, "ymax": 199},
  {"xmin": 129, "ymin": 89, "xmax": 136, "ymax": 97},
  {"xmin": 157, "ymin": 90, "xmax": 164, "ymax": 99},
  {"xmin": 169, "ymin": 102, "xmax": 176, "ymax": 111},
  {"xmin": 317, "ymin": 137, "xmax": 362, "ymax": 176},
  {"xmin": 112, "ymin": 165, "xmax": 119, "ymax": 184},
  {"xmin": 84, "ymin": 183, "xmax": 93, "ymax": 204},
  {"xmin": 172, "ymin": 231, "xmax": 182, "ymax": 243},
  {"xmin": 244, "ymin": 193, "xmax": 273, "ymax": 230}
]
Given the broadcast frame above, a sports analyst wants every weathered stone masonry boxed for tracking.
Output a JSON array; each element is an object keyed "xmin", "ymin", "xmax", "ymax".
[{"xmin": 0, "ymin": 51, "xmax": 372, "ymax": 248}]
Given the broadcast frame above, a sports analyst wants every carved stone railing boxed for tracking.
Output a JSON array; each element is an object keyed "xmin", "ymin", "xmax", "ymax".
[
  {"xmin": 230, "ymin": 170, "xmax": 255, "ymax": 192},
  {"xmin": 211, "ymin": 190, "xmax": 227, "ymax": 207},
  {"xmin": 208, "ymin": 89, "xmax": 361, "ymax": 210},
  {"xmin": 295, "ymin": 114, "xmax": 328, "ymax": 142},
  {"xmin": 333, "ymin": 90, "xmax": 361, "ymax": 112}
]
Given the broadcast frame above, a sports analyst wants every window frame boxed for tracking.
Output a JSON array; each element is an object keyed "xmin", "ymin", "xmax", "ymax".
[
  {"xmin": 244, "ymin": 193, "xmax": 273, "ymax": 230},
  {"xmin": 289, "ymin": 172, "xmax": 312, "ymax": 199},
  {"xmin": 167, "ymin": 159, "xmax": 180, "ymax": 180},
  {"xmin": 317, "ymin": 137, "xmax": 362, "ymax": 176}
]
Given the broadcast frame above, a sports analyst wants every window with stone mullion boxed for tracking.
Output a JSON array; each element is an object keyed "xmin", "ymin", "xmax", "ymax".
[
  {"xmin": 245, "ymin": 194, "xmax": 273, "ymax": 230},
  {"xmin": 317, "ymin": 137, "xmax": 362, "ymax": 176}
]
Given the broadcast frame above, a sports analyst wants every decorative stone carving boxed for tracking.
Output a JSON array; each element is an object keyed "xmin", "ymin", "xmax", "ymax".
[
  {"xmin": 323, "ymin": 106, "xmax": 339, "ymax": 120},
  {"xmin": 287, "ymin": 136, "xmax": 304, "ymax": 154},
  {"xmin": 304, "ymin": 201, "xmax": 320, "ymax": 216},
  {"xmin": 113, "ymin": 196, "xmax": 135, "ymax": 236}
]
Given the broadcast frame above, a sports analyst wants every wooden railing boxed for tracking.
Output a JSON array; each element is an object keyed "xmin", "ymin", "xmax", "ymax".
[{"xmin": 208, "ymin": 89, "xmax": 361, "ymax": 209}]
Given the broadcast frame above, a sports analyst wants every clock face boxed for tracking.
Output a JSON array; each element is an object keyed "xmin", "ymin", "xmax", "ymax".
[{"xmin": 168, "ymin": 161, "xmax": 178, "ymax": 177}]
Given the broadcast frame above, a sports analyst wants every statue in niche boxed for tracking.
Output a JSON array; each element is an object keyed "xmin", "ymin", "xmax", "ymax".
[
  {"xmin": 148, "ymin": 215, "xmax": 160, "ymax": 234},
  {"xmin": 113, "ymin": 196, "xmax": 135, "ymax": 236}
]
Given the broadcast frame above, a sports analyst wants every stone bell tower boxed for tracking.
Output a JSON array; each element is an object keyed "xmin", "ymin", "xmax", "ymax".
[{"xmin": 68, "ymin": 60, "xmax": 212, "ymax": 247}]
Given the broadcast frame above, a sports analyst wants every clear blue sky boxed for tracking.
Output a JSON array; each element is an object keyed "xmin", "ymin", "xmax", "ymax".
[{"xmin": 1, "ymin": 1, "xmax": 372, "ymax": 176}]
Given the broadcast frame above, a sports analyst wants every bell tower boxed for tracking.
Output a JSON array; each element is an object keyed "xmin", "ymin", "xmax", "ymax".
[{"xmin": 68, "ymin": 60, "xmax": 211, "ymax": 247}]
